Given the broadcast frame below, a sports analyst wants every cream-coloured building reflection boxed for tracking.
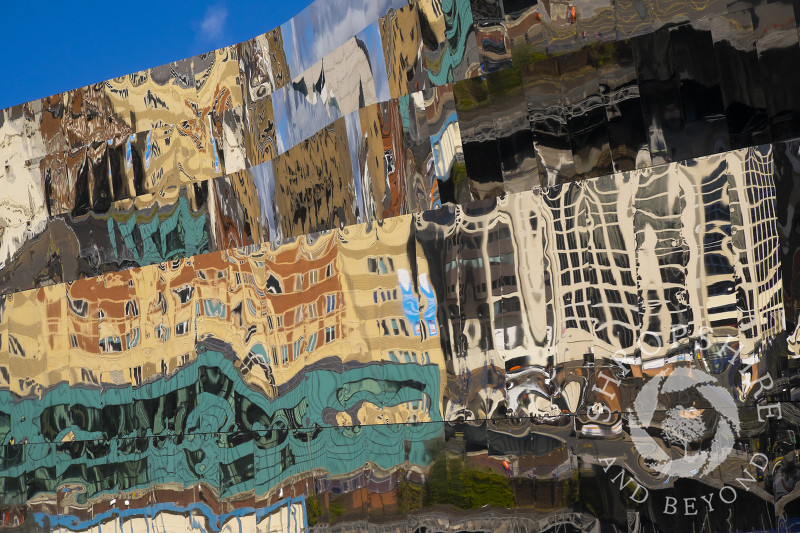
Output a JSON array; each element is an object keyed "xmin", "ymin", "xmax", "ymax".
[{"xmin": 414, "ymin": 147, "xmax": 785, "ymax": 417}]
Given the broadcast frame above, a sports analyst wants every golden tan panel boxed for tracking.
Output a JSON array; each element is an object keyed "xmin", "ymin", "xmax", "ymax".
[
  {"xmin": 243, "ymin": 95, "xmax": 277, "ymax": 167},
  {"xmin": 41, "ymin": 284, "xmax": 70, "ymax": 394},
  {"xmin": 195, "ymin": 72, "xmax": 237, "ymax": 183},
  {"xmin": 338, "ymin": 215, "xmax": 446, "ymax": 413},
  {"xmin": 357, "ymin": 104, "xmax": 388, "ymax": 223},
  {"xmin": 272, "ymin": 118, "xmax": 357, "ymax": 238},
  {"xmin": 133, "ymin": 258, "xmax": 198, "ymax": 383},
  {"xmin": 0, "ymin": 217, "xmax": 450, "ymax": 405},
  {"xmin": 238, "ymin": 28, "xmax": 292, "ymax": 106},
  {"xmin": 65, "ymin": 276, "xmax": 99, "ymax": 366},
  {"xmin": 95, "ymin": 268, "xmax": 140, "ymax": 385},
  {"xmin": 226, "ymin": 169, "xmax": 267, "ymax": 244},
  {"xmin": 174, "ymin": 118, "xmax": 221, "ymax": 185},
  {"xmin": 194, "ymin": 46, "xmax": 244, "ymax": 115},
  {"xmin": 222, "ymin": 106, "xmax": 247, "ymax": 174},
  {"xmin": 193, "ymin": 249, "xmax": 236, "ymax": 345},
  {"xmin": 6, "ymin": 288, "xmax": 47, "ymax": 397},
  {"xmin": 139, "ymin": 126, "xmax": 181, "ymax": 194},
  {"xmin": 104, "ymin": 66, "xmax": 195, "ymax": 135},
  {"xmin": 379, "ymin": 3, "xmax": 425, "ymax": 99}
]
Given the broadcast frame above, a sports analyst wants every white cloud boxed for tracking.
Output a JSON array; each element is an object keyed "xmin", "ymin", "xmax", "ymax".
[{"xmin": 199, "ymin": 5, "xmax": 228, "ymax": 41}]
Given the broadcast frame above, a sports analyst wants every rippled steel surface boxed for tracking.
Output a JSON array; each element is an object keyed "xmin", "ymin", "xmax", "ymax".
[{"xmin": 1, "ymin": 0, "xmax": 800, "ymax": 531}]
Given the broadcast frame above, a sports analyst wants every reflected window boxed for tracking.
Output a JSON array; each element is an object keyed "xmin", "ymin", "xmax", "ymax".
[
  {"xmin": 173, "ymin": 285, "xmax": 194, "ymax": 304},
  {"xmin": 7, "ymin": 336, "xmax": 22, "ymax": 356},
  {"xmin": 325, "ymin": 326, "xmax": 336, "ymax": 343},
  {"xmin": 203, "ymin": 298, "xmax": 227, "ymax": 318},
  {"xmin": 384, "ymin": 150, "xmax": 395, "ymax": 173},
  {"xmin": 369, "ymin": 257, "xmax": 391, "ymax": 274},
  {"xmin": 126, "ymin": 328, "xmax": 140, "ymax": 349},
  {"xmin": 266, "ymin": 274, "xmax": 283, "ymax": 294},
  {"xmin": 493, "ymin": 297, "xmax": 521, "ymax": 316},
  {"xmin": 254, "ymin": 353, "xmax": 269, "ymax": 370},
  {"xmin": 307, "ymin": 333, "xmax": 317, "ymax": 352},
  {"xmin": 68, "ymin": 297, "xmax": 89, "ymax": 317},
  {"xmin": 100, "ymin": 336, "xmax": 122, "ymax": 353},
  {"xmin": 81, "ymin": 368, "xmax": 98, "ymax": 384},
  {"xmin": 175, "ymin": 320, "xmax": 191, "ymax": 336},
  {"xmin": 155, "ymin": 324, "xmax": 169, "ymax": 341},
  {"xmin": 488, "ymin": 227, "xmax": 511, "ymax": 243},
  {"xmin": 155, "ymin": 293, "xmax": 167, "ymax": 315},
  {"xmin": 125, "ymin": 300, "xmax": 139, "ymax": 317}
]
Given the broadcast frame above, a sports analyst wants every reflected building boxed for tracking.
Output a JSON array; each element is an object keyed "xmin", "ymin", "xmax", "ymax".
[
  {"xmin": 583, "ymin": 174, "xmax": 640, "ymax": 357},
  {"xmin": 731, "ymin": 146, "xmax": 784, "ymax": 352},
  {"xmin": 1, "ymin": 0, "xmax": 799, "ymax": 531}
]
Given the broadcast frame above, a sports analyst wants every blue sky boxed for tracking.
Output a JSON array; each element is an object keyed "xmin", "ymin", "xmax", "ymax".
[{"xmin": 0, "ymin": 0, "xmax": 314, "ymax": 110}]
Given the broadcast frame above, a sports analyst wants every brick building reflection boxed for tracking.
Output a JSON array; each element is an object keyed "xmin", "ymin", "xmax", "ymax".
[{"xmin": 0, "ymin": 215, "xmax": 443, "ymax": 421}]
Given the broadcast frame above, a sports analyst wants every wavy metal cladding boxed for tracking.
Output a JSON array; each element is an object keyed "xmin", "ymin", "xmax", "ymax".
[{"xmin": 0, "ymin": 0, "xmax": 799, "ymax": 531}]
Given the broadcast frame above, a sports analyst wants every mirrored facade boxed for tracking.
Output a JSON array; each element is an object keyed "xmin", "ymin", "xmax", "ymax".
[{"xmin": 1, "ymin": 0, "xmax": 800, "ymax": 531}]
